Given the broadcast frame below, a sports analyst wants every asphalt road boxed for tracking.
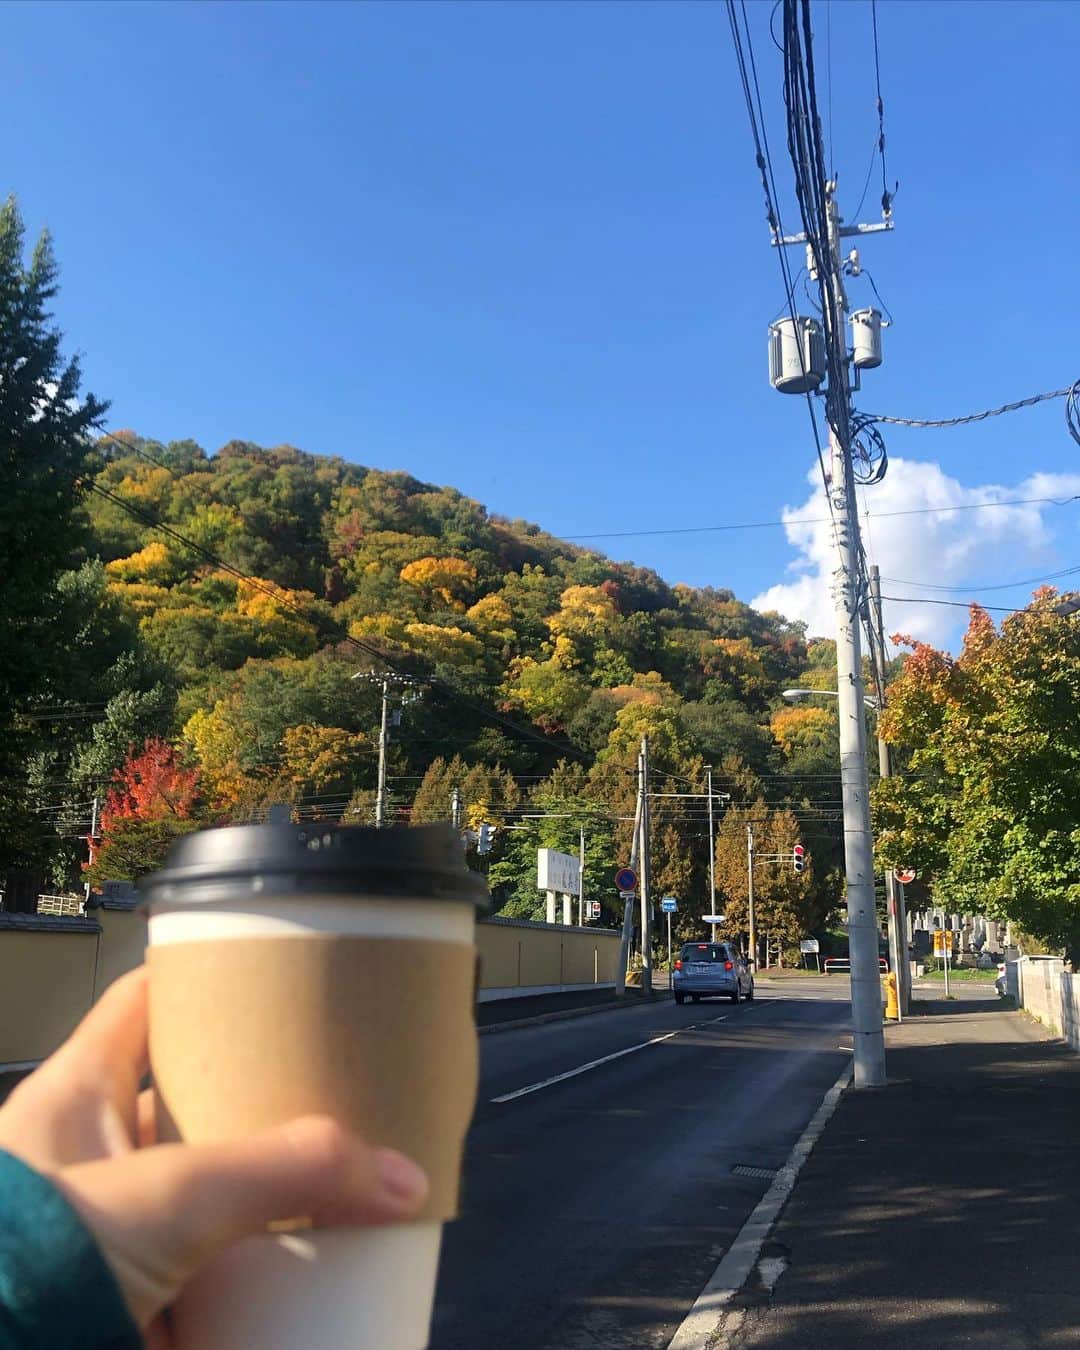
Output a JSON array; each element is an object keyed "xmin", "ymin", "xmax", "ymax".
[{"xmin": 431, "ymin": 979, "xmax": 853, "ymax": 1350}]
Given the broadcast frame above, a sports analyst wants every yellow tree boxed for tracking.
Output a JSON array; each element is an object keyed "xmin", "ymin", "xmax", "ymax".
[
  {"xmin": 105, "ymin": 540, "xmax": 180, "ymax": 585},
  {"xmin": 399, "ymin": 556, "xmax": 478, "ymax": 610},
  {"xmin": 713, "ymin": 800, "xmax": 814, "ymax": 961},
  {"xmin": 183, "ymin": 705, "xmax": 251, "ymax": 810},
  {"xmin": 547, "ymin": 584, "xmax": 620, "ymax": 641}
]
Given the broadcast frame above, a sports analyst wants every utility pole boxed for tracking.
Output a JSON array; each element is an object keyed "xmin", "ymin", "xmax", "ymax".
[
  {"xmin": 869, "ymin": 564, "xmax": 909, "ymax": 1016},
  {"xmin": 352, "ymin": 669, "xmax": 424, "ymax": 830},
  {"xmin": 706, "ymin": 765, "xmax": 717, "ymax": 941},
  {"xmin": 375, "ymin": 677, "xmax": 390, "ymax": 829},
  {"xmin": 822, "ymin": 186, "xmax": 887, "ymax": 1087},
  {"xmin": 616, "ymin": 771, "xmax": 644, "ymax": 997},
  {"xmin": 639, "ymin": 734, "xmax": 653, "ymax": 996},
  {"xmin": 771, "ymin": 180, "xmax": 889, "ymax": 1086},
  {"xmin": 578, "ymin": 823, "xmax": 586, "ymax": 927},
  {"xmin": 450, "ymin": 785, "xmax": 463, "ymax": 831},
  {"xmin": 746, "ymin": 822, "xmax": 757, "ymax": 970},
  {"xmin": 83, "ymin": 795, "xmax": 99, "ymax": 909}
]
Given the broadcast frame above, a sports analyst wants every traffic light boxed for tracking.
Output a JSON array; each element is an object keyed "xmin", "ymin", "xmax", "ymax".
[
  {"xmin": 477, "ymin": 823, "xmax": 495, "ymax": 855},
  {"xmin": 793, "ymin": 843, "xmax": 806, "ymax": 873}
]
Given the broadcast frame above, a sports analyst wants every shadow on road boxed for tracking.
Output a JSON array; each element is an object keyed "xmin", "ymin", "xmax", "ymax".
[{"xmin": 732, "ymin": 1005, "xmax": 1080, "ymax": 1350}]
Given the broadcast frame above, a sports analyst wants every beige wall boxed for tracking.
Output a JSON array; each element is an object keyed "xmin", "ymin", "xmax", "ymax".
[
  {"xmin": 92, "ymin": 906, "xmax": 148, "ymax": 1001},
  {"xmin": 0, "ymin": 927, "xmax": 99, "ymax": 1065},
  {"xmin": 477, "ymin": 917, "xmax": 620, "ymax": 992},
  {"xmin": 0, "ymin": 909, "xmax": 619, "ymax": 1068},
  {"xmin": 0, "ymin": 907, "xmax": 147, "ymax": 1068}
]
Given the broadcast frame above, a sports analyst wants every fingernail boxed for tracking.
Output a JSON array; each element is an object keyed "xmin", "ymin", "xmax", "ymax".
[{"xmin": 375, "ymin": 1148, "xmax": 429, "ymax": 1207}]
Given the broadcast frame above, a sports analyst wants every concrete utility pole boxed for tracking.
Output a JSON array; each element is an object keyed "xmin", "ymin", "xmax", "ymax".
[
  {"xmin": 83, "ymin": 796, "xmax": 99, "ymax": 909},
  {"xmin": 578, "ymin": 823, "xmax": 586, "ymax": 927},
  {"xmin": 375, "ymin": 677, "xmax": 391, "ymax": 829},
  {"xmin": 706, "ymin": 765, "xmax": 717, "ymax": 941},
  {"xmin": 353, "ymin": 669, "xmax": 423, "ymax": 829},
  {"xmin": 869, "ymin": 564, "xmax": 910, "ymax": 1016},
  {"xmin": 616, "ymin": 775, "xmax": 645, "ymax": 997},
  {"xmin": 638, "ymin": 734, "xmax": 653, "ymax": 996},
  {"xmin": 822, "ymin": 186, "xmax": 887, "ymax": 1087},
  {"xmin": 774, "ymin": 184, "xmax": 890, "ymax": 1085},
  {"xmin": 450, "ymin": 785, "xmax": 463, "ymax": 831},
  {"xmin": 746, "ymin": 822, "xmax": 757, "ymax": 970}
]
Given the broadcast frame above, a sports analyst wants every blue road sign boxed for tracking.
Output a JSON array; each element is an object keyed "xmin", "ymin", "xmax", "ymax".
[
  {"xmin": 661, "ymin": 897, "xmax": 678, "ymax": 913},
  {"xmin": 614, "ymin": 866, "xmax": 637, "ymax": 893}
]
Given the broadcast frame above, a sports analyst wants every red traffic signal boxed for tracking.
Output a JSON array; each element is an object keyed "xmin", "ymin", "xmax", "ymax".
[{"xmin": 793, "ymin": 843, "xmax": 806, "ymax": 874}]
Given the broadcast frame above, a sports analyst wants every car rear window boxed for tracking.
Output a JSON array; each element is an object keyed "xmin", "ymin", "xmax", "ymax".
[{"xmin": 680, "ymin": 944, "xmax": 730, "ymax": 964}]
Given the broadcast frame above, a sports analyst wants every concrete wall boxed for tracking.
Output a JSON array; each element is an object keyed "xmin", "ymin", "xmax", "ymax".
[
  {"xmin": 92, "ymin": 903, "xmax": 148, "ymax": 1001},
  {"xmin": 476, "ymin": 916, "xmax": 621, "ymax": 1000},
  {"xmin": 0, "ymin": 906, "xmax": 620, "ymax": 1066},
  {"xmin": 1018, "ymin": 956, "xmax": 1064, "ymax": 1036},
  {"xmin": 1014, "ymin": 956, "xmax": 1080, "ymax": 1053},
  {"xmin": 0, "ymin": 917, "xmax": 102, "ymax": 1067}
]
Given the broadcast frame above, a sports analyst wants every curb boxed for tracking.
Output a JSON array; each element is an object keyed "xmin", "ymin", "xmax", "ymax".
[
  {"xmin": 666, "ymin": 1057, "xmax": 854, "ymax": 1349},
  {"xmin": 479, "ymin": 991, "xmax": 672, "ymax": 1036}
]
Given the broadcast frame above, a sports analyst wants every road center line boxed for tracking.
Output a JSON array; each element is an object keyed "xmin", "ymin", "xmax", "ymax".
[
  {"xmin": 491, "ymin": 996, "xmax": 824, "ymax": 1104},
  {"xmin": 492, "ymin": 1016, "xmax": 727, "ymax": 1103},
  {"xmin": 492, "ymin": 1031, "xmax": 679, "ymax": 1103}
]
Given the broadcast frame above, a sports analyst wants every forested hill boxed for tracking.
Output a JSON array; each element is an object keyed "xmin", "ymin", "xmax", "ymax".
[{"xmin": 23, "ymin": 433, "xmax": 850, "ymax": 947}]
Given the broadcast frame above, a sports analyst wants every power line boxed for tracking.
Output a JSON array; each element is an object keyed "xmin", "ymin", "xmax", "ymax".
[
  {"xmin": 726, "ymin": 0, "xmax": 831, "ymax": 495},
  {"xmin": 883, "ymin": 562, "xmax": 1080, "ymax": 595},
  {"xmin": 562, "ymin": 492, "xmax": 1080, "ymax": 542},
  {"xmin": 870, "ymin": 385, "xmax": 1075, "ymax": 426},
  {"xmin": 880, "ymin": 594, "xmax": 1028, "ymax": 614},
  {"xmin": 870, "ymin": 0, "xmax": 894, "ymax": 220}
]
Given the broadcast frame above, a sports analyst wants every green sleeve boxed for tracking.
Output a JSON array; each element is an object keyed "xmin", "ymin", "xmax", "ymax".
[{"xmin": 0, "ymin": 1149, "xmax": 141, "ymax": 1349}]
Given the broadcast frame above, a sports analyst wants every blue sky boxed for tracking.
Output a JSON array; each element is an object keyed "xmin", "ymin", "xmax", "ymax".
[{"xmin": 6, "ymin": 0, "xmax": 1080, "ymax": 649}]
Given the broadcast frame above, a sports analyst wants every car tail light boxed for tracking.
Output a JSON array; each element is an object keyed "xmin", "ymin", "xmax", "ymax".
[
  {"xmin": 675, "ymin": 959, "xmax": 682, "ymax": 970},
  {"xmin": 724, "ymin": 961, "xmax": 733, "ymax": 971}
]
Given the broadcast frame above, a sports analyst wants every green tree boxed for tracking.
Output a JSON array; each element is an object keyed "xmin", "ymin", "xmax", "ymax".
[
  {"xmin": 875, "ymin": 596, "xmax": 1080, "ymax": 960},
  {"xmin": 0, "ymin": 199, "xmax": 108, "ymax": 867}
]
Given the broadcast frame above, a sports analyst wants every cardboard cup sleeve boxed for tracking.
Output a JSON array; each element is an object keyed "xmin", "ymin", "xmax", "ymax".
[{"xmin": 149, "ymin": 935, "xmax": 479, "ymax": 1222}]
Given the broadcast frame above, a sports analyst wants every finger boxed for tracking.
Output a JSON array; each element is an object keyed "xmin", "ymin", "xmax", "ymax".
[
  {"xmin": 143, "ymin": 1314, "xmax": 173, "ymax": 1350},
  {"xmin": 52, "ymin": 967, "xmax": 150, "ymax": 1093},
  {"xmin": 60, "ymin": 1118, "xmax": 428, "ymax": 1327},
  {"xmin": 0, "ymin": 970, "xmax": 151, "ymax": 1168}
]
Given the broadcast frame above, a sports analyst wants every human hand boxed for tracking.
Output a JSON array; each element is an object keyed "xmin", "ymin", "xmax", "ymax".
[{"xmin": 0, "ymin": 967, "xmax": 429, "ymax": 1348}]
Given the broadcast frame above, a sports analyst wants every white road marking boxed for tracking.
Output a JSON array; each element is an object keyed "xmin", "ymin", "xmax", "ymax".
[
  {"xmin": 492, "ymin": 1031, "xmax": 681, "ymax": 1102},
  {"xmin": 492, "ymin": 1012, "xmax": 733, "ymax": 1104},
  {"xmin": 491, "ymin": 993, "xmax": 829, "ymax": 1106},
  {"xmin": 667, "ymin": 1058, "xmax": 854, "ymax": 1349}
]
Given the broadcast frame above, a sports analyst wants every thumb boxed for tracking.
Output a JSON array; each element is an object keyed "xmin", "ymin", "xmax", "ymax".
[{"xmin": 58, "ymin": 1116, "xmax": 429, "ymax": 1327}]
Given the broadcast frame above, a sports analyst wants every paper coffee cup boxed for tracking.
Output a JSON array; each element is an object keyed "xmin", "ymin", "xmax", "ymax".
[{"xmin": 140, "ymin": 822, "xmax": 488, "ymax": 1350}]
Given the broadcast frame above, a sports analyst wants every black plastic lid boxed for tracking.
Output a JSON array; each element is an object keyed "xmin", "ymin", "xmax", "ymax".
[{"xmin": 140, "ymin": 822, "xmax": 490, "ymax": 911}]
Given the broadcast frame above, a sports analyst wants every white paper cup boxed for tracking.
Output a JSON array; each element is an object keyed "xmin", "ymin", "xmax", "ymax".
[{"xmin": 141, "ymin": 824, "xmax": 487, "ymax": 1350}]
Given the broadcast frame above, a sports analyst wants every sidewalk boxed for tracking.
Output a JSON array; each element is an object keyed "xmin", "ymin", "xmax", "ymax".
[{"xmin": 721, "ymin": 988, "xmax": 1080, "ymax": 1350}]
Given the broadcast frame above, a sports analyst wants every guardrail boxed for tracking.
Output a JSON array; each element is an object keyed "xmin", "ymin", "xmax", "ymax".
[{"xmin": 823, "ymin": 956, "xmax": 889, "ymax": 974}]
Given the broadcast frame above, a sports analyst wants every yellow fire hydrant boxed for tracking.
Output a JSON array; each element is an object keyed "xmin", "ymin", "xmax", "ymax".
[{"xmin": 883, "ymin": 970, "xmax": 899, "ymax": 1021}]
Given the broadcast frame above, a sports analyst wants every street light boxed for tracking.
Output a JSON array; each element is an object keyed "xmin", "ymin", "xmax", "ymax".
[{"xmin": 781, "ymin": 688, "xmax": 879, "ymax": 709}]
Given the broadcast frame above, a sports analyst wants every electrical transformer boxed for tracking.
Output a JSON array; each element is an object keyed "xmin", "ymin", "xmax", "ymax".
[
  {"xmin": 851, "ymin": 307, "xmax": 883, "ymax": 369},
  {"xmin": 768, "ymin": 316, "xmax": 826, "ymax": 395}
]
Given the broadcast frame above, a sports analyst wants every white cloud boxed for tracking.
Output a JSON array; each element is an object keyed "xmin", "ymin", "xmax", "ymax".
[{"xmin": 751, "ymin": 458, "xmax": 1080, "ymax": 649}]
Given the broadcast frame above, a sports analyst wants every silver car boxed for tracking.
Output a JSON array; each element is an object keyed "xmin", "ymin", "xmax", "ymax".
[{"xmin": 673, "ymin": 941, "xmax": 754, "ymax": 1005}]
